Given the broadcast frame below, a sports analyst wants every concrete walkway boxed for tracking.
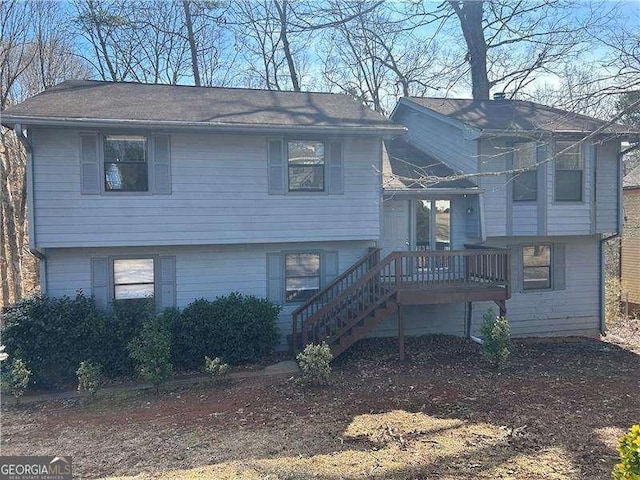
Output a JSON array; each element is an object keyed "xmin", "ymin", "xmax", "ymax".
[{"xmin": 4, "ymin": 360, "xmax": 299, "ymax": 405}]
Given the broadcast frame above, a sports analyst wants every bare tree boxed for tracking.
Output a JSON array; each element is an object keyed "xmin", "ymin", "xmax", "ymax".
[{"xmin": 443, "ymin": 0, "xmax": 613, "ymax": 100}]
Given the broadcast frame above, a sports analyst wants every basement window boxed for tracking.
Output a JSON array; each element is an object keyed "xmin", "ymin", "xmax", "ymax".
[
  {"xmin": 113, "ymin": 258, "xmax": 155, "ymax": 300},
  {"xmin": 285, "ymin": 253, "xmax": 320, "ymax": 302},
  {"xmin": 522, "ymin": 245, "xmax": 551, "ymax": 290}
]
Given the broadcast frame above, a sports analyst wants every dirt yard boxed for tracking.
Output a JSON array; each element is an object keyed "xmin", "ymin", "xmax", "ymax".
[{"xmin": 2, "ymin": 320, "xmax": 639, "ymax": 479}]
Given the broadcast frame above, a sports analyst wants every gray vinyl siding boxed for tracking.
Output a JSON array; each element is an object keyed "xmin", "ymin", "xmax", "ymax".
[
  {"xmin": 472, "ymin": 235, "xmax": 600, "ymax": 337},
  {"xmin": 595, "ymin": 140, "xmax": 620, "ymax": 233},
  {"xmin": 546, "ymin": 141, "xmax": 594, "ymax": 235},
  {"xmin": 392, "ymin": 104, "xmax": 477, "ymax": 174},
  {"xmin": 44, "ymin": 240, "xmax": 372, "ymax": 348},
  {"xmin": 370, "ymin": 304, "xmax": 466, "ymax": 338},
  {"xmin": 512, "ymin": 204, "xmax": 538, "ymax": 235},
  {"xmin": 30, "ymin": 128, "xmax": 381, "ymax": 248},
  {"xmin": 477, "ymin": 139, "xmax": 508, "ymax": 237}
]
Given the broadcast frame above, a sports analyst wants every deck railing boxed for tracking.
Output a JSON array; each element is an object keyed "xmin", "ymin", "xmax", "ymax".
[{"xmin": 292, "ymin": 247, "xmax": 511, "ymax": 351}]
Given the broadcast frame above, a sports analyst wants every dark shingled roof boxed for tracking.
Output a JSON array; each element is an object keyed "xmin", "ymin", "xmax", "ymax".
[
  {"xmin": 383, "ymin": 137, "xmax": 476, "ymax": 190},
  {"xmin": 1, "ymin": 79, "xmax": 403, "ymax": 133},
  {"xmin": 405, "ymin": 97, "xmax": 640, "ymax": 135},
  {"xmin": 624, "ymin": 165, "xmax": 640, "ymax": 189}
]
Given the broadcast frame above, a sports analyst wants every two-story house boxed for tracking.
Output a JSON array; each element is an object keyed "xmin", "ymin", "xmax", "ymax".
[{"xmin": 2, "ymin": 80, "xmax": 637, "ymax": 358}]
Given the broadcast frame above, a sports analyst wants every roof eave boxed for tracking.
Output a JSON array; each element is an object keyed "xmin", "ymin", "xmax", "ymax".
[
  {"xmin": 478, "ymin": 128, "xmax": 640, "ymax": 139},
  {"xmin": 1, "ymin": 115, "xmax": 407, "ymax": 136}
]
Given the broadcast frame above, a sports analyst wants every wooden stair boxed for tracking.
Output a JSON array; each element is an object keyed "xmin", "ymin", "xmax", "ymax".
[
  {"xmin": 292, "ymin": 248, "xmax": 400, "ymax": 358},
  {"xmin": 291, "ymin": 246, "xmax": 511, "ymax": 359}
]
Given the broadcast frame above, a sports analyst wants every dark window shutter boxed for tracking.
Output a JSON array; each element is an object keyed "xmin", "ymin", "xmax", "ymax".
[
  {"xmin": 511, "ymin": 246, "xmax": 523, "ymax": 293},
  {"xmin": 157, "ymin": 256, "xmax": 176, "ymax": 309},
  {"xmin": 91, "ymin": 257, "xmax": 110, "ymax": 310},
  {"xmin": 266, "ymin": 253, "xmax": 283, "ymax": 303},
  {"xmin": 153, "ymin": 134, "xmax": 171, "ymax": 194},
  {"xmin": 81, "ymin": 134, "xmax": 100, "ymax": 194},
  {"xmin": 328, "ymin": 140, "xmax": 344, "ymax": 195},
  {"xmin": 268, "ymin": 139, "xmax": 285, "ymax": 194},
  {"xmin": 322, "ymin": 251, "xmax": 339, "ymax": 286},
  {"xmin": 553, "ymin": 244, "xmax": 566, "ymax": 290}
]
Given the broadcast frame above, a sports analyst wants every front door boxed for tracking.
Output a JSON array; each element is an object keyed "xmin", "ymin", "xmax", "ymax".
[{"xmin": 381, "ymin": 199, "xmax": 410, "ymax": 258}]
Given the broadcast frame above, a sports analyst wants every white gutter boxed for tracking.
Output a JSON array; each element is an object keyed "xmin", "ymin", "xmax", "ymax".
[{"xmin": 2, "ymin": 115, "xmax": 407, "ymax": 136}]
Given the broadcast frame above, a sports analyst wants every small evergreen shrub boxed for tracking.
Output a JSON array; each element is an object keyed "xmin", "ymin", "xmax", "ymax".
[
  {"xmin": 76, "ymin": 361, "xmax": 102, "ymax": 397},
  {"xmin": 613, "ymin": 424, "xmax": 640, "ymax": 480},
  {"xmin": 2, "ymin": 358, "xmax": 32, "ymax": 403},
  {"xmin": 204, "ymin": 356, "xmax": 230, "ymax": 382},
  {"xmin": 296, "ymin": 342, "xmax": 333, "ymax": 385},
  {"xmin": 480, "ymin": 309, "xmax": 511, "ymax": 369},
  {"xmin": 129, "ymin": 314, "xmax": 173, "ymax": 390},
  {"xmin": 174, "ymin": 293, "xmax": 280, "ymax": 368}
]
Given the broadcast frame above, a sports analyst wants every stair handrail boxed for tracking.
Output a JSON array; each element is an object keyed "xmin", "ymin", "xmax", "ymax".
[
  {"xmin": 292, "ymin": 247, "xmax": 381, "ymax": 351},
  {"xmin": 299, "ymin": 252, "xmax": 400, "ymax": 347}
]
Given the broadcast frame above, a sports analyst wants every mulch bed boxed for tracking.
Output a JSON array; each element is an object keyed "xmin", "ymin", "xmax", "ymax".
[{"xmin": 2, "ymin": 326, "xmax": 639, "ymax": 479}]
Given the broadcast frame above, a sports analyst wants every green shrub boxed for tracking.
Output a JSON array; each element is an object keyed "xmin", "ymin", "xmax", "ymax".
[
  {"xmin": 613, "ymin": 424, "xmax": 640, "ymax": 480},
  {"xmin": 174, "ymin": 293, "xmax": 280, "ymax": 368},
  {"xmin": 204, "ymin": 356, "xmax": 230, "ymax": 382},
  {"xmin": 480, "ymin": 309, "xmax": 511, "ymax": 369},
  {"xmin": 1, "ymin": 294, "xmax": 156, "ymax": 386},
  {"xmin": 2, "ymin": 358, "xmax": 32, "ymax": 403},
  {"xmin": 129, "ymin": 314, "xmax": 173, "ymax": 390},
  {"xmin": 76, "ymin": 361, "xmax": 102, "ymax": 397},
  {"xmin": 296, "ymin": 342, "xmax": 333, "ymax": 385}
]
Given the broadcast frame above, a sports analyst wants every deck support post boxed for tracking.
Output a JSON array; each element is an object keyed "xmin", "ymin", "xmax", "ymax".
[
  {"xmin": 398, "ymin": 303, "xmax": 405, "ymax": 361},
  {"xmin": 494, "ymin": 299, "xmax": 506, "ymax": 318}
]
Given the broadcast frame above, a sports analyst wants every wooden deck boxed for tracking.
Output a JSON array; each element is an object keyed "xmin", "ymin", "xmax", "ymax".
[{"xmin": 292, "ymin": 247, "xmax": 511, "ymax": 358}]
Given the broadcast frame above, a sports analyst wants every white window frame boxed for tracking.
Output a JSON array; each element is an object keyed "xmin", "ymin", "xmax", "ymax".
[
  {"xmin": 286, "ymin": 140, "xmax": 326, "ymax": 193},
  {"xmin": 522, "ymin": 244, "xmax": 552, "ymax": 291},
  {"xmin": 111, "ymin": 256, "xmax": 157, "ymax": 302},
  {"xmin": 554, "ymin": 140, "xmax": 584, "ymax": 203},
  {"xmin": 284, "ymin": 251, "xmax": 322, "ymax": 303}
]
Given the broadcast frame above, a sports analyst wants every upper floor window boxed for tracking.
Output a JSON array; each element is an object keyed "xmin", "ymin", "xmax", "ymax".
[
  {"xmin": 522, "ymin": 245, "xmax": 551, "ymax": 290},
  {"xmin": 104, "ymin": 135, "xmax": 148, "ymax": 192},
  {"xmin": 554, "ymin": 140, "xmax": 583, "ymax": 202},
  {"xmin": 513, "ymin": 142, "xmax": 537, "ymax": 202},
  {"xmin": 285, "ymin": 252, "xmax": 320, "ymax": 302},
  {"xmin": 288, "ymin": 141, "xmax": 325, "ymax": 192}
]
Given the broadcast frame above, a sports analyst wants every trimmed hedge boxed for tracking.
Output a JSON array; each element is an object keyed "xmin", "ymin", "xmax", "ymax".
[
  {"xmin": 1, "ymin": 292, "xmax": 280, "ymax": 388},
  {"xmin": 1, "ymin": 294, "xmax": 153, "ymax": 386},
  {"xmin": 174, "ymin": 292, "xmax": 280, "ymax": 368}
]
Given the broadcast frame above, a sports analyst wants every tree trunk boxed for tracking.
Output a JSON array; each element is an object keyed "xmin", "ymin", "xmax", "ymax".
[
  {"xmin": 450, "ymin": 1, "xmax": 490, "ymax": 100},
  {"xmin": 182, "ymin": 0, "xmax": 201, "ymax": 87},
  {"xmin": 273, "ymin": 0, "xmax": 300, "ymax": 91},
  {"xmin": 0, "ymin": 151, "xmax": 23, "ymax": 300}
]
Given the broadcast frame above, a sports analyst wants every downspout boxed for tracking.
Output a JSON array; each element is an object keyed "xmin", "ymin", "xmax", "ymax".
[{"xmin": 14, "ymin": 124, "xmax": 47, "ymax": 294}]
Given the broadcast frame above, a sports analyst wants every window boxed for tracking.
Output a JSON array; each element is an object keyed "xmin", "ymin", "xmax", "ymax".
[
  {"xmin": 104, "ymin": 135, "xmax": 148, "ymax": 192},
  {"xmin": 554, "ymin": 140, "xmax": 583, "ymax": 201},
  {"xmin": 416, "ymin": 199, "xmax": 450, "ymax": 251},
  {"xmin": 522, "ymin": 245, "xmax": 551, "ymax": 290},
  {"xmin": 288, "ymin": 141, "xmax": 325, "ymax": 192},
  {"xmin": 285, "ymin": 253, "xmax": 320, "ymax": 302},
  {"xmin": 113, "ymin": 258, "xmax": 155, "ymax": 300},
  {"xmin": 513, "ymin": 142, "xmax": 537, "ymax": 201}
]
